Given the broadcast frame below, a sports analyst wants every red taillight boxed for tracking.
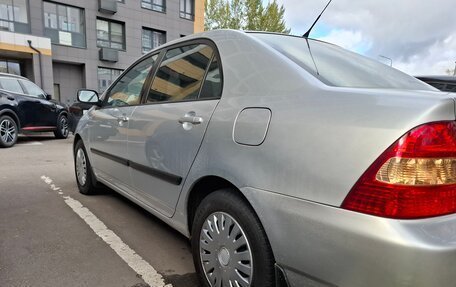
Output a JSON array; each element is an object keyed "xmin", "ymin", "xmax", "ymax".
[{"xmin": 342, "ymin": 121, "xmax": 456, "ymax": 219}]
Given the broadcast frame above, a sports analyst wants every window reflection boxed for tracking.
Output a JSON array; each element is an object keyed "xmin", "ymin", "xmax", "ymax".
[{"xmin": 147, "ymin": 44, "xmax": 214, "ymax": 103}]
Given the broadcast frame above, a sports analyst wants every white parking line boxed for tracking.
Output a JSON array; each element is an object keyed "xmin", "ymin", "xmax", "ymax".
[
  {"xmin": 40, "ymin": 175, "xmax": 172, "ymax": 287},
  {"xmin": 18, "ymin": 141, "xmax": 43, "ymax": 145}
]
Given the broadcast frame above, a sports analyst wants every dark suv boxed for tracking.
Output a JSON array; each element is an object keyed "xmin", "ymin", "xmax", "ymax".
[{"xmin": 0, "ymin": 73, "xmax": 69, "ymax": 148}]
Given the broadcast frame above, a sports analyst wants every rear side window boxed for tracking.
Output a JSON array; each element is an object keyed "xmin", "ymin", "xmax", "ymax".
[
  {"xmin": 0, "ymin": 78, "xmax": 25, "ymax": 94},
  {"xmin": 147, "ymin": 44, "xmax": 214, "ymax": 103},
  {"xmin": 200, "ymin": 57, "xmax": 222, "ymax": 99},
  {"xmin": 20, "ymin": 80, "xmax": 45, "ymax": 98}
]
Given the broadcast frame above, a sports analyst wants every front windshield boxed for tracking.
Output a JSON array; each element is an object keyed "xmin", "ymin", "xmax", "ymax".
[{"xmin": 251, "ymin": 33, "xmax": 435, "ymax": 91}]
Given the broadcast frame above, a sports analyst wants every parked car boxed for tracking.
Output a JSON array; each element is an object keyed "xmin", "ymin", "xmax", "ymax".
[
  {"xmin": 73, "ymin": 30, "xmax": 456, "ymax": 287},
  {"xmin": 416, "ymin": 75, "xmax": 456, "ymax": 92},
  {"xmin": 0, "ymin": 73, "xmax": 69, "ymax": 147}
]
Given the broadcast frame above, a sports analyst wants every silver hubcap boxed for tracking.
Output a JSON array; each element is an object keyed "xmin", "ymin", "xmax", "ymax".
[
  {"xmin": 200, "ymin": 212, "xmax": 253, "ymax": 287},
  {"xmin": 76, "ymin": 148, "xmax": 87, "ymax": 186},
  {"xmin": 60, "ymin": 117, "xmax": 69, "ymax": 137},
  {"xmin": 0, "ymin": 119, "xmax": 16, "ymax": 144}
]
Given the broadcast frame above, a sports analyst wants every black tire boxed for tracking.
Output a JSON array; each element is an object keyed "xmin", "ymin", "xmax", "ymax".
[
  {"xmin": 191, "ymin": 189, "xmax": 275, "ymax": 287},
  {"xmin": 74, "ymin": 140, "xmax": 98, "ymax": 195},
  {"xmin": 54, "ymin": 114, "xmax": 69, "ymax": 139},
  {"xmin": 0, "ymin": 115, "xmax": 18, "ymax": 148}
]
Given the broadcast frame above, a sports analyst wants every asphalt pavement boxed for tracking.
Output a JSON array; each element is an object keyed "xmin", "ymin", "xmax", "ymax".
[{"xmin": 0, "ymin": 134, "xmax": 200, "ymax": 287}]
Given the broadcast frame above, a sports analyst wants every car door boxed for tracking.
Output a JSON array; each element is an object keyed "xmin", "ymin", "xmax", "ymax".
[
  {"xmin": 0, "ymin": 77, "xmax": 42, "ymax": 128},
  {"xmin": 19, "ymin": 79, "xmax": 57, "ymax": 127},
  {"xmin": 88, "ymin": 55, "xmax": 158, "ymax": 191},
  {"xmin": 127, "ymin": 42, "xmax": 223, "ymax": 217}
]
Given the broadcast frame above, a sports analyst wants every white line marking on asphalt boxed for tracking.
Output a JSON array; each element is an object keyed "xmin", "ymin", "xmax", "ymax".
[
  {"xmin": 40, "ymin": 175, "xmax": 172, "ymax": 287},
  {"xmin": 18, "ymin": 141, "xmax": 43, "ymax": 146}
]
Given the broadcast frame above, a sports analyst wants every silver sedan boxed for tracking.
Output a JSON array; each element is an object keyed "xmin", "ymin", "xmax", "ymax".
[{"xmin": 73, "ymin": 30, "xmax": 456, "ymax": 287}]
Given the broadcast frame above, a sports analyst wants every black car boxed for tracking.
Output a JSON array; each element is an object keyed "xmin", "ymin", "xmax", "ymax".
[
  {"xmin": 0, "ymin": 73, "xmax": 69, "ymax": 148},
  {"xmin": 416, "ymin": 75, "xmax": 456, "ymax": 92}
]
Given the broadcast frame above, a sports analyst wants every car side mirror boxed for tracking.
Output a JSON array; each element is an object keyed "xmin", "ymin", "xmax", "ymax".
[
  {"xmin": 77, "ymin": 89, "xmax": 101, "ymax": 106},
  {"xmin": 45, "ymin": 93, "xmax": 52, "ymax": 101}
]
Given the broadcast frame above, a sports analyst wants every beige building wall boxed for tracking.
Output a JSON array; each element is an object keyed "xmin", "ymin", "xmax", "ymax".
[{"xmin": 194, "ymin": 0, "xmax": 205, "ymax": 33}]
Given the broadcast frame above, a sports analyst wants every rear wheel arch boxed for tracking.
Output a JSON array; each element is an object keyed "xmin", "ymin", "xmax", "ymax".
[{"xmin": 186, "ymin": 176, "xmax": 254, "ymax": 235}]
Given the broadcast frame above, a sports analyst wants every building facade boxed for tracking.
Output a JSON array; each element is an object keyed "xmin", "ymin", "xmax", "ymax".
[{"xmin": 0, "ymin": 0, "xmax": 204, "ymax": 105}]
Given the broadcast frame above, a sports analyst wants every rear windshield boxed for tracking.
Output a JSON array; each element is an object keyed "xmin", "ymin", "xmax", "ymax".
[{"xmin": 251, "ymin": 33, "xmax": 435, "ymax": 91}]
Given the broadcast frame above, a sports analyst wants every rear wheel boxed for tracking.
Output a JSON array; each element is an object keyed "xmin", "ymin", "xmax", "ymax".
[
  {"xmin": 191, "ymin": 189, "xmax": 275, "ymax": 287},
  {"xmin": 54, "ymin": 114, "xmax": 69, "ymax": 139},
  {"xmin": 74, "ymin": 140, "xmax": 98, "ymax": 195},
  {"xmin": 0, "ymin": 115, "xmax": 18, "ymax": 148}
]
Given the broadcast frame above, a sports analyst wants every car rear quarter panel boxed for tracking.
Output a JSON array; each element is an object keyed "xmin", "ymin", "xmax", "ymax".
[{"xmin": 178, "ymin": 31, "xmax": 456, "ymax": 210}]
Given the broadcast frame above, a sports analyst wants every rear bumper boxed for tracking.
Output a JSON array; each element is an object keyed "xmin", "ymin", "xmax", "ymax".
[{"xmin": 242, "ymin": 187, "xmax": 456, "ymax": 287}]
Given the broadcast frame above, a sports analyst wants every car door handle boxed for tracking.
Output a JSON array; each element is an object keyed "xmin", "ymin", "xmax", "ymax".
[
  {"xmin": 117, "ymin": 115, "xmax": 129, "ymax": 123},
  {"xmin": 178, "ymin": 116, "xmax": 203, "ymax": 125},
  {"xmin": 7, "ymin": 96, "xmax": 14, "ymax": 101}
]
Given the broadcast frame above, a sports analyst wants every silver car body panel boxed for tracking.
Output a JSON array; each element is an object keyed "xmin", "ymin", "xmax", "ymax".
[{"xmin": 76, "ymin": 30, "xmax": 456, "ymax": 287}]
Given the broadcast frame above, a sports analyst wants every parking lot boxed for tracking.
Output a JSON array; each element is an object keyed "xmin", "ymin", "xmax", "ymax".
[{"xmin": 0, "ymin": 134, "xmax": 199, "ymax": 287}]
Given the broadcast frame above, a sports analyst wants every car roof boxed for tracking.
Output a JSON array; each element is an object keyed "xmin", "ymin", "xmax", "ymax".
[
  {"xmin": 416, "ymin": 75, "xmax": 456, "ymax": 83},
  {"xmin": 0, "ymin": 72, "xmax": 28, "ymax": 81},
  {"xmin": 143, "ymin": 29, "xmax": 336, "ymax": 57}
]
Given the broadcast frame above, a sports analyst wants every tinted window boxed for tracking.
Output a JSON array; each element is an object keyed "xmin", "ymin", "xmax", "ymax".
[
  {"xmin": 426, "ymin": 82, "xmax": 446, "ymax": 91},
  {"xmin": 147, "ymin": 44, "xmax": 214, "ymax": 103},
  {"xmin": 446, "ymin": 84, "xmax": 456, "ymax": 92},
  {"xmin": 105, "ymin": 55, "xmax": 157, "ymax": 107},
  {"xmin": 20, "ymin": 80, "xmax": 45, "ymax": 98},
  {"xmin": 252, "ymin": 33, "xmax": 435, "ymax": 91},
  {"xmin": 200, "ymin": 57, "xmax": 222, "ymax": 99},
  {"xmin": 0, "ymin": 78, "xmax": 24, "ymax": 94}
]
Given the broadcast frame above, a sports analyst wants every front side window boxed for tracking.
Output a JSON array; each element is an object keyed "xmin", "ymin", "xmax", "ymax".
[
  {"xmin": 0, "ymin": 78, "xmax": 24, "ymax": 94},
  {"xmin": 19, "ymin": 80, "xmax": 45, "ymax": 98},
  {"xmin": 142, "ymin": 28, "xmax": 166, "ymax": 54},
  {"xmin": 98, "ymin": 67, "xmax": 123, "ymax": 93},
  {"xmin": 97, "ymin": 19, "xmax": 125, "ymax": 50},
  {"xmin": 0, "ymin": 0, "xmax": 29, "ymax": 33},
  {"xmin": 105, "ymin": 55, "xmax": 157, "ymax": 107},
  {"xmin": 141, "ymin": 0, "xmax": 165, "ymax": 13},
  {"xmin": 147, "ymin": 44, "xmax": 214, "ymax": 103},
  {"xmin": 179, "ymin": 0, "xmax": 194, "ymax": 20},
  {"xmin": 43, "ymin": 1, "xmax": 85, "ymax": 47}
]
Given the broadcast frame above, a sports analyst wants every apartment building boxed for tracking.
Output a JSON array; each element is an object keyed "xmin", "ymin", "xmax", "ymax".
[{"xmin": 0, "ymin": 0, "xmax": 204, "ymax": 104}]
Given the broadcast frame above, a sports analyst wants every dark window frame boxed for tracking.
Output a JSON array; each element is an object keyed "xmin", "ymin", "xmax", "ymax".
[
  {"xmin": 141, "ymin": 27, "xmax": 166, "ymax": 54},
  {"xmin": 96, "ymin": 17, "xmax": 126, "ymax": 51},
  {"xmin": 0, "ymin": 0, "xmax": 30, "ymax": 33},
  {"xmin": 42, "ymin": 0, "xmax": 86, "ymax": 48},
  {"xmin": 179, "ymin": 0, "xmax": 194, "ymax": 20},
  {"xmin": 141, "ymin": 0, "xmax": 166, "ymax": 13}
]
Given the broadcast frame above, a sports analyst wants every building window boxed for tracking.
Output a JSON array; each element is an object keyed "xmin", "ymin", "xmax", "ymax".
[
  {"xmin": 180, "ymin": 0, "xmax": 194, "ymax": 20},
  {"xmin": 142, "ymin": 28, "xmax": 166, "ymax": 54},
  {"xmin": 141, "ymin": 0, "xmax": 165, "ymax": 13},
  {"xmin": 98, "ymin": 67, "xmax": 123, "ymax": 93},
  {"xmin": 0, "ymin": 0, "xmax": 30, "ymax": 33},
  {"xmin": 0, "ymin": 59, "xmax": 21, "ymax": 75},
  {"xmin": 43, "ymin": 1, "xmax": 86, "ymax": 48},
  {"xmin": 97, "ymin": 18, "xmax": 125, "ymax": 50}
]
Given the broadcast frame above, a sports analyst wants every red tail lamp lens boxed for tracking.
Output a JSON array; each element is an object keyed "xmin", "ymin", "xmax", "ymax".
[{"xmin": 342, "ymin": 121, "xmax": 456, "ymax": 219}]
